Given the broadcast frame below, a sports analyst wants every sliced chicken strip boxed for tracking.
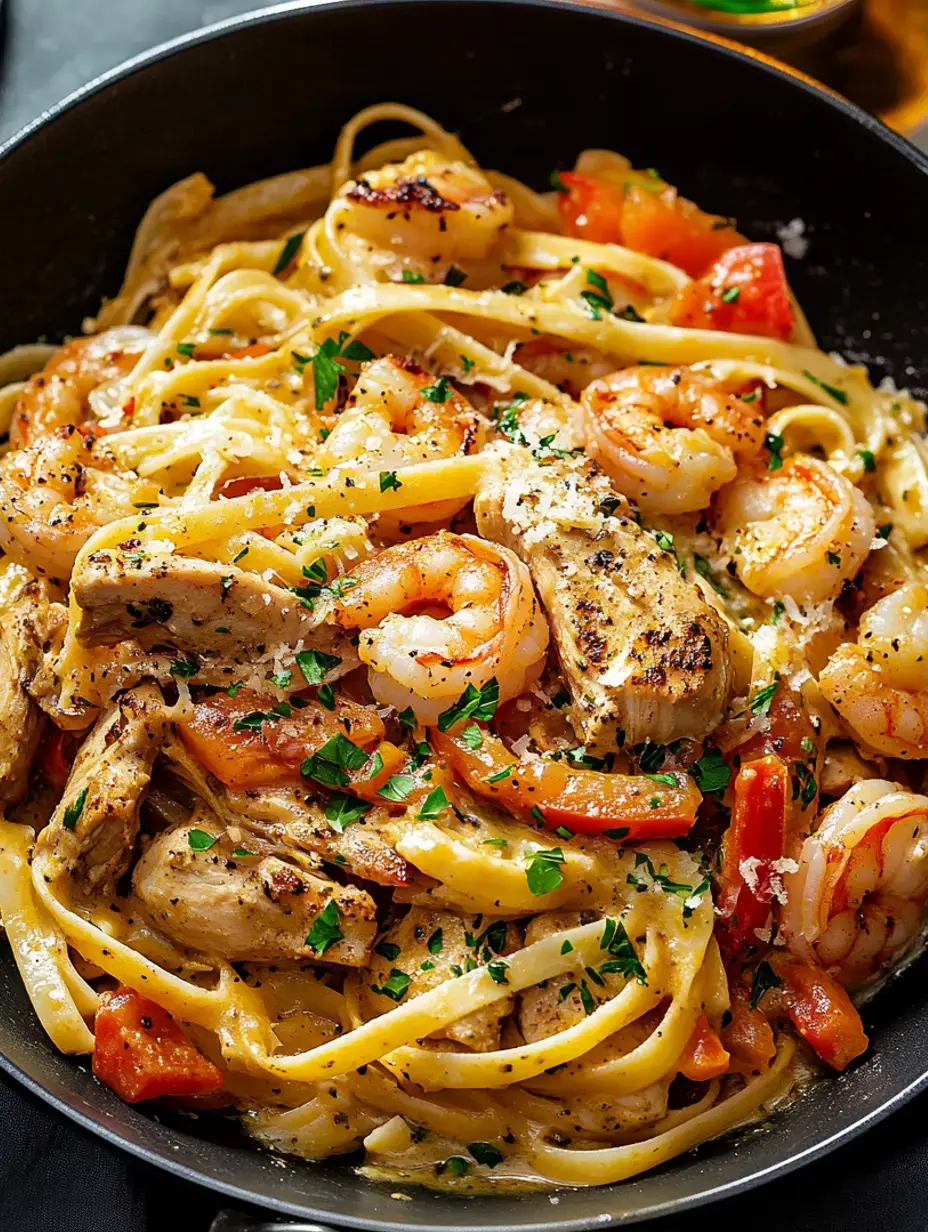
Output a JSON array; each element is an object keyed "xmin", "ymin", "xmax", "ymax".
[
  {"xmin": 71, "ymin": 550, "xmax": 355, "ymax": 668},
  {"xmin": 36, "ymin": 682, "xmax": 168, "ymax": 893},
  {"xmin": 358, "ymin": 906, "xmax": 521, "ymax": 1051},
  {"xmin": 475, "ymin": 452, "xmax": 733, "ymax": 751},
  {"xmin": 0, "ymin": 599, "xmax": 45, "ymax": 803},
  {"xmin": 133, "ymin": 822, "xmax": 377, "ymax": 967},
  {"xmin": 162, "ymin": 735, "xmax": 411, "ymax": 888}
]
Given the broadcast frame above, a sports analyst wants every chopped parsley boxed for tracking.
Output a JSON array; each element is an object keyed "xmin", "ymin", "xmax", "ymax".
[
  {"xmin": 444, "ymin": 265, "xmax": 467, "ymax": 287},
  {"xmin": 486, "ymin": 959, "xmax": 510, "ymax": 985},
  {"xmin": 377, "ymin": 774, "xmax": 415, "ymax": 802},
  {"xmin": 467, "ymin": 1142, "xmax": 504, "ymax": 1168},
  {"xmin": 858, "ymin": 448, "xmax": 876, "ymax": 473},
  {"xmin": 803, "ymin": 369, "xmax": 848, "ymax": 405},
  {"xmin": 417, "ymin": 786, "xmax": 449, "ymax": 819},
  {"xmin": 459, "ymin": 723, "xmax": 483, "ymax": 749},
  {"xmin": 721, "ymin": 285, "xmax": 741, "ymax": 303},
  {"xmin": 421, "ymin": 376, "xmax": 452, "ymax": 403},
  {"xmin": 187, "ymin": 828, "xmax": 218, "ymax": 852},
  {"xmin": 305, "ymin": 900, "xmax": 343, "ymax": 955},
  {"xmin": 525, "ymin": 846, "xmax": 566, "ymax": 897},
  {"xmin": 691, "ymin": 747, "xmax": 731, "ymax": 796},
  {"xmin": 272, "ymin": 230, "xmax": 305, "ymax": 276},
  {"xmin": 370, "ymin": 969, "xmax": 411, "ymax": 1001},
  {"xmin": 437, "ymin": 678, "xmax": 500, "ymax": 731},
  {"xmin": 765, "ymin": 431, "xmax": 784, "ymax": 472},
  {"xmin": 693, "ymin": 554, "xmax": 725, "ymax": 595},
  {"xmin": 379, "ymin": 470, "xmax": 402, "ymax": 492},
  {"xmin": 62, "ymin": 787, "xmax": 89, "ymax": 831},
  {"xmin": 401, "ymin": 270, "xmax": 425, "ymax": 283},
  {"xmin": 301, "ymin": 732, "xmax": 369, "ymax": 787},
  {"xmin": 750, "ymin": 674, "xmax": 780, "ymax": 716},
  {"xmin": 170, "ymin": 654, "xmax": 200, "ymax": 679},
  {"xmin": 501, "ymin": 280, "xmax": 527, "ymax": 296},
  {"xmin": 324, "ymin": 791, "xmax": 373, "ymax": 832},
  {"xmin": 269, "ymin": 669, "xmax": 292, "ymax": 689},
  {"xmin": 397, "ymin": 707, "xmax": 416, "ymax": 730},
  {"xmin": 295, "ymin": 648, "xmax": 342, "ymax": 685},
  {"xmin": 792, "ymin": 761, "xmax": 817, "ymax": 810},
  {"xmin": 750, "ymin": 960, "xmax": 783, "ymax": 1009},
  {"xmin": 375, "ymin": 940, "xmax": 401, "ymax": 962},
  {"xmin": 427, "ymin": 928, "xmax": 444, "ymax": 955}
]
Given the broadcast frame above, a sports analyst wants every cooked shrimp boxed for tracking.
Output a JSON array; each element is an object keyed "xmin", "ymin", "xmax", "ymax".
[
  {"xmin": 320, "ymin": 355, "xmax": 485, "ymax": 523},
  {"xmin": 781, "ymin": 779, "xmax": 928, "ymax": 986},
  {"xmin": 332, "ymin": 150, "xmax": 514, "ymax": 282},
  {"xmin": 333, "ymin": 531, "xmax": 549, "ymax": 723},
  {"xmin": 11, "ymin": 327, "xmax": 151, "ymax": 447},
  {"xmin": 820, "ymin": 643, "xmax": 928, "ymax": 759},
  {"xmin": 0, "ymin": 426, "xmax": 147, "ymax": 581},
  {"xmin": 714, "ymin": 455, "xmax": 875, "ymax": 603},
  {"xmin": 580, "ymin": 365, "xmax": 765, "ymax": 514},
  {"xmin": 819, "ymin": 584, "xmax": 928, "ymax": 758}
]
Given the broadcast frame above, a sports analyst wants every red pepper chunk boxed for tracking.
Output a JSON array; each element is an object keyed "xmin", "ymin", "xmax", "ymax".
[
  {"xmin": 93, "ymin": 987, "xmax": 223, "ymax": 1103},
  {"xmin": 433, "ymin": 725, "xmax": 701, "ymax": 839},
  {"xmin": 671, "ymin": 243, "xmax": 794, "ymax": 341},
  {"xmin": 718, "ymin": 754, "xmax": 789, "ymax": 954},
  {"xmin": 780, "ymin": 960, "xmax": 869, "ymax": 1072},
  {"xmin": 678, "ymin": 1013, "xmax": 731, "ymax": 1081}
]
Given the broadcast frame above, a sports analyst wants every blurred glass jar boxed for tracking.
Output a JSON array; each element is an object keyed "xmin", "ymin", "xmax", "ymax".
[{"xmin": 630, "ymin": 0, "xmax": 864, "ymax": 52}]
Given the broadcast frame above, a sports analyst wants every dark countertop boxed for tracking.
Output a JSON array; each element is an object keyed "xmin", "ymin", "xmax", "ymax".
[{"xmin": 1, "ymin": 4, "xmax": 928, "ymax": 1231}]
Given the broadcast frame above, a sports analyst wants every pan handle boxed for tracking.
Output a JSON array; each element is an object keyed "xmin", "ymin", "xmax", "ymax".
[{"xmin": 210, "ymin": 1212, "xmax": 341, "ymax": 1232}]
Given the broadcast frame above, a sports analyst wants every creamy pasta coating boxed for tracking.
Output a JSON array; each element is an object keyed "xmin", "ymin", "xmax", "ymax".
[{"xmin": 0, "ymin": 103, "xmax": 927, "ymax": 1192}]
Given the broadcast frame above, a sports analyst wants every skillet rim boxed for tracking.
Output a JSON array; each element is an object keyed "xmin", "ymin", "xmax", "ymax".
[{"xmin": 1, "ymin": 1, "xmax": 928, "ymax": 1226}]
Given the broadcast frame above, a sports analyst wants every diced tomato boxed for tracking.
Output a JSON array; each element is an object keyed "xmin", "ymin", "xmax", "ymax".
[
  {"xmin": 678, "ymin": 1013, "xmax": 731, "ymax": 1080},
  {"xmin": 38, "ymin": 725, "xmax": 75, "ymax": 788},
  {"xmin": 224, "ymin": 342, "xmax": 275, "ymax": 360},
  {"xmin": 434, "ymin": 725, "xmax": 701, "ymax": 839},
  {"xmin": 779, "ymin": 959, "xmax": 869, "ymax": 1071},
  {"xmin": 671, "ymin": 243, "xmax": 794, "ymax": 341},
  {"xmin": 621, "ymin": 184, "xmax": 742, "ymax": 277},
  {"xmin": 718, "ymin": 755, "xmax": 789, "ymax": 954},
  {"xmin": 217, "ymin": 474, "xmax": 284, "ymax": 500},
  {"xmin": 556, "ymin": 171, "xmax": 625, "ymax": 244},
  {"xmin": 721, "ymin": 981, "xmax": 777, "ymax": 1076},
  {"xmin": 93, "ymin": 986, "xmax": 223, "ymax": 1103}
]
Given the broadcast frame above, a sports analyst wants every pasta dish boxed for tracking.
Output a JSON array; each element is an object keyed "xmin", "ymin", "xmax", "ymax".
[{"xmin": 0, "ymin": 103, "xmax": 925, "ymax": 1192}]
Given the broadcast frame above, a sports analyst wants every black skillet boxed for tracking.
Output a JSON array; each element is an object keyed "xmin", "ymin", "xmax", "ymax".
[{"xmin": 0, "ymin": 1, "xmax": 927, "ymax": 1226}]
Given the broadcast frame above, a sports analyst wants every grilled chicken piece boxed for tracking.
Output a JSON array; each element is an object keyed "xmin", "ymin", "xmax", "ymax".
[
  {"xmin": 36, "ymin": 682, "xmax": 167, "ymax": 893},
  {"xmin": 71, "ymin": 550, "xmax": 355, "ymax": 667},
  {"xmin": 0, "ymin": 600, "xmax": 45, "ymax": 803},
  {"xmin": 221, "ymin": 785, "xmax": 411, "ymax": 888},
  {"xmin": 518, "ymin": 911, "xmax": 591, "ymax": 1043},
  {"xmin": 475, "ymin": 452, "xmax": 734, "ymax": 751},
  {"xmin": 358, "ymin": 907, "xmax": 520, "ymax": 1051},
  {"xmin": 162, "ymin": 736, "xmax": 411, "ymax": 888},
  {"xmin": 133, "ymin": 822, "xmax": 377, "ymax": 966}
]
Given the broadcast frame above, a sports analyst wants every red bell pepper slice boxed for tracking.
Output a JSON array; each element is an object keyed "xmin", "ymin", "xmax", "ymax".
[
  {"xmin": 93, "ymin": 987, "xmax": 223, "ymax": 1103},
  {"xmin": 718, "ymin": 754, "xmax": 789, "ymax": 954}
]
